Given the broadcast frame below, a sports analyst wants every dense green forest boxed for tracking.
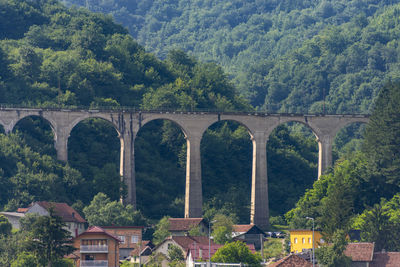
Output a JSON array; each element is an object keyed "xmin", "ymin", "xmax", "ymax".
[
  {"xmin": 62, "ymin": 0, "xmax": 400, "ymax": 113},
  {"xmin": 0, "ymin": 0, "xmax": 320, "ymax": 223}
]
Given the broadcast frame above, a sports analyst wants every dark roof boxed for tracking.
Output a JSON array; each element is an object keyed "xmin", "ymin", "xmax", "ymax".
[
  {"xmin": 129, "ymin": 241, "xmax": 154, "ymax": 257},
  {"xmin": 269, "ymin": 254, "xmax": 312, "ymax": 267},
  {"xmin": 371, "ymin": 252, "xmax": 400, "ymax": 267},
  {"xmin": 102, "ymin": 226, "xmax": 144, "ymax": 229},
  {"xmin": 232, "ymin": 224, "xmax": 254, "ymax": 233},
  {"xmin": 344, "ymin": 242, "xmax": 374, "ymax": 262},
  {"xmin": 77, "ymin": 226, "xmax": 121, "ymax": 241},
  {"xmin": 33, "ymin": 202, "xmax": 86, "ymax": 223},
  {"xmin": 168, "ymin": 218, "xmax": 205, "ymax": 231}
]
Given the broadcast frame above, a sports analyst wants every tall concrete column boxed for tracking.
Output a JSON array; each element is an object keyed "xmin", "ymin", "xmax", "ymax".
[
  {"xmin": 120, "ymin": 131, "xmax": 136, "ymax": 208},
  {"xmin": 185, "ymin": 133, "xmax": 203, "ymax": 218},
  {"xmin": 250, "ymin": 131, "xmax": 269, "ymax": 229},
  {"xmin": 317, "ymin": 135, "xmax": 334, "ymax": 178},
  {"xmin": 54, "ymin": 129, "xmax": 69, "ymax": 162}
]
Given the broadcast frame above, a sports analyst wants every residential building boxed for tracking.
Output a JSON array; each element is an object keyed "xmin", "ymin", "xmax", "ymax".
[
  {"xmin": 72, "ymin": 226, "xmax": 120, "ymax": 267},
  {"xmin": 168, "ymin": 218, "xmax": 208, "ymax": 236},
  {"xmin": 289, "ymin": 229, "xmax": 323, "ymax": 253},
  {"xmin": 371, "ymin": 252, "xmax": 400, "ymax": 267},
  {"xmin": 102, "ymin": 226, "xmax": 143, "ymax": 260},
  {"xmin": 128, "ymin": 240, "xmax": 154, "ymax": 265},
  {"xmin": 344, "ymin": 242, "xmax": 374, "ymax": 267},
  {"xmin": 1, "ymin": 202, "xmax": 86, "ymax": 237},
  {"xmin": 232, "ymin": 224, "xmax": 267, "ymax": 250}
]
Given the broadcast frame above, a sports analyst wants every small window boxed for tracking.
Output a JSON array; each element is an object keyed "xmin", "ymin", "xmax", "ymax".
[
  {"xmin": 308, "ymin": 238, "xmax": 312, "ymax": 244},
  {"xmin": 131, "ymin": 235, "xmax": 139, "ymax": 243},
  {"xmin": 119, "ymin": 235, "xmax": 125, "ymax": 244},
  {"xmin": 294, "ymin": 238, "xmax": 298, "ymax": 244},
  {"xmin": 302, "ymin": 238, "xmax": 305, "ymax": 244}
]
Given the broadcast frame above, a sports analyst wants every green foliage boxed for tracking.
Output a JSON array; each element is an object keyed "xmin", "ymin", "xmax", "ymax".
[
  {"xmin": 11, "ymin": 252, "xmax": 38, "ymax": 267},
  {"xmin": 83, "ymin": 192, "xmax": 147, "ymax": 226},
  {"xmin": 263, "ymin": 239, "xmax": 285, "ymax": 260},
  {"xmin": 167, "ymin": 244, "xmax": 184, "ymax": 262},
  {"xmin": 211, "ymin": 214, "xmax": 234, "ymax": 244},
  {"xmin": 0, "ymin": 215, "xmax": 12, "ymax": 236},
  {"xmin": 211, "ymin": 241, "xmax": 262, "ymax": 266},
  {"xmin": 26, "ymin": 208, "xmax": 74, "ymax": 267},
  {"xmin": 316, "ymin": 229, "xmax": 351, "ymax": 267},
  {"xmin": 152, "ymin": 216, "xmax": 171, "ymax": 245}
]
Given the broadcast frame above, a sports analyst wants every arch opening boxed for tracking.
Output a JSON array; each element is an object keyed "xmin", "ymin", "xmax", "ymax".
[
  {"xmin": 267, "ymin": 122, "xmax": 318, "ymax": 221},
  {"xmin": 0, "ymin": 124, "xmax": 4, "ymax": 134},
  {"xmin": 333, "ymin": 122, "xmax": 367, "ymax": 163},
  {"xmin": 13, "ymin": 115, "xmax": 56, "ymax": 156},
  {"xmin": 201, "ymin": 120, "xmax": 252, "ymax": 224},
  {"xmin": 135, "ymin": 119, "xmax": 186, "ymax": 220},
  {"xmin": 68, "ymin": 118, "xmax": 121, "ymax": 204}
]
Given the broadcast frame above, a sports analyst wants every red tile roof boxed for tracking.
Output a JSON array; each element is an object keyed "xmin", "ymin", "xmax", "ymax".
[
  {"xmin": 34, "ymin": 202, "xmax": 86, "ymax": 223},
  {"xmin": 17, "ymin": 208, "xmax": 28, "ymax": 213},
  {"xmin": 268, "ymin": 254, "xmax": 312, "ymax": 267},
  {"xmin": 168, "ymin": 218, "xmax": 204, "ymax": 231},
  {"xmin": 171, "ymin": 236, "xmax": 212, "ymax": 250},
  {"xmin": 187, "ymin": 243, "xmax": 223, "ymax": 261},
  {"xmin": 232, "ymin": 224, "xmax": 254, "ymax": 233},
  {"xmin": 344, "ymin": 242, "xmax": 374, "ymax": 262},
  {"xmin": 371, "ymin": 252, "xmax": 400, "ymax": 267},
  {"xmin": 80, "ymin": 226, "xmax": 121, "ymax": 241}
]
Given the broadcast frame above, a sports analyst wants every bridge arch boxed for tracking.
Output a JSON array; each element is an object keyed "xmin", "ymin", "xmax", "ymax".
[{"xmin": 11, "ymin": 113, "xmax": 57, "ymax": 140}]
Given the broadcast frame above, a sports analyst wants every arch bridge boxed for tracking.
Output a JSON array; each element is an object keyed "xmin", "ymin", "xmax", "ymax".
[{"xmin": 0, "ymin": 107, "xmax": 369, "ymax": 228}]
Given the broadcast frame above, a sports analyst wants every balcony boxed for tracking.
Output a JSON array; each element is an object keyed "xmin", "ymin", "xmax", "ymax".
[
  {"xmin": 80, "ymin": 245, "xmax": 108, "ymax": 253},
  {"xmin": 80, "ymin": 260, "xmax": 108, "ymax": 267}
]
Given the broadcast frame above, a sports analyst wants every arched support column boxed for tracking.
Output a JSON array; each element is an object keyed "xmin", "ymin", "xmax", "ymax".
[
  {"xmin": 250, "ymin": 131, "xmax": 269, "ymax": 229},
  {"xmin": 55, "ymin": 129, "xmax": 69, "ymax": 162},
  {"xmin": 184, "ymin": 134, "xmax": 203, "ymax": 218},
  {"xmin": 318, "ymin": 135, "xmax": 334, "ymax": 178},
  {"xmin": 120, "ymin": 131, "xmax": 136, "ymax": 208}
]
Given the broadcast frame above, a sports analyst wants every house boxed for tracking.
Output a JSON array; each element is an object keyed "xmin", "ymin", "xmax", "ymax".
[
  {"xmin": 71, "ymin": 226, "xmax": 120, "ymax": 267},
  {"xmin": 289, "ymin": 229, "xmax": 323, "ymax": 253},
  {"xmin": 371, "ymin": 252, "xmax": 400, "ymax": 267},
  {"xmin": 1, "ymin": 202, "xmax": 86, "ymax": 237},
  {"xmin": 268, "ymin": 254, "xmax": 312, "ymax": 267},
  {"xmin": 128, "ymin": 240, "xmax": 154, "ymax": 265},
  {"xmin": 102, "ymin": 226, "xmax": 143, "ymax": 260},
  {"xmin": 168, "ymin": 217, "xmax": 209, "ymax": 236},
  {"xmin": 150, "ymin": 236, "xmax": 215, "ymax": 266},
  {"xmin": 232, "ymin": 224, "xmax": 267, "ymax": 250},
  {"xmin": 26, "ymin": 202, "xmax": 86, "ymax": 237},
  {"xmin": 344, "ymin": 242, "xmax": 375, "ymax": 266}
]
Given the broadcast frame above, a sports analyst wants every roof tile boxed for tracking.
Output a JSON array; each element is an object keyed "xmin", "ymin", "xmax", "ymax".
[{"xmin": 344, "ymin": 242, "xmax": 375, "ymax": 262}]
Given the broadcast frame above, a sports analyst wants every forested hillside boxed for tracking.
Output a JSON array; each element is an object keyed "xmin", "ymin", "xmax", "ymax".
[
  {"xmin": 62, "ymin": 0, "xmax": 400, "ymax": 112},
  {"xmin": 0, "ymin": 0, "xmax": 319, "ymax": 222}
]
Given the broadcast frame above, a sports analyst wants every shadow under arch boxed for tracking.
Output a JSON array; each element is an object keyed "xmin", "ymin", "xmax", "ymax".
[
  {"xmin": 135, "ymin": 119, "xmax": 187, "ymax": 220},
  {"xmin": 0, "ymin": 124, "xmax": 4, "ymax": 134},
  {"xmin": 201, "ymin": 119, "xmax": 252, "ymax": 223},
  {"xmin": 333, "ymin": 122, "xmax": 367, "ymax": 162},
  {"xmin": 68, "ymin": 117, "xmax": 122, "ymax": 204},
  {"xmin": 12, "ymin": 115, "xmax": 56, "ymax": 156},
  {"xmin": 267, "ymin": 121, "xmax": 318, "ymax": 218}
]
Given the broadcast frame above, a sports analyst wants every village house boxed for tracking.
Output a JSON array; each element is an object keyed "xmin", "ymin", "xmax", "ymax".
[
  {"xmin": 232, "ymin": 224, "xmax": 267, "ymax": 250},
  {"xmin": 289, "ymin": 229, "xmax": 323, "ymax": 253},
  {"xmin": 268, "ymin": 254, "xmax": 312, "ymax": 267},
  {"xmin": 1, "ymin": 201, "xmax": 86, "ymax": 237},
  {"xmin": 71, "ymin": 226, "xmax": 120, "ymax": 267},
  {"xmin": 168, "ymin": 217, "xmax": 209, "ymax": 236},
  {"xmin": 102, "ymin": 226, "xmax": 143, "ymax": 260}
]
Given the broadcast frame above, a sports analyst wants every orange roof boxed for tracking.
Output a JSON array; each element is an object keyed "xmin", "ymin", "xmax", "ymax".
[
  {"xmin": 17, "ymin": 208, "xmax": 28, "ymax": 213},
  {"xmin": 232, "ymin": 224, "xmax": 255, "ymax": 233},
  {"xmin": 371, "ymin": 252, "xmax": 400, "ymax": 267},
  {"xmin": 168, "ymin": 218, "xmax": 204, "ymax": 231},
  {"xmin": 33, "ymin": 202, "xmax": 86, "ymax": 223},
  {"xmin": 269, "ymin": 254, "xmax": 312, "ymax": 267},
  {"xmin": 171, "ymin": 236, "xmax": 212, "ymax": 250},
  {"xmin": 344, "ymin": 242, "xmax": 374, "ymax": 262},
  {"xmin": 78, "ymin": 226, "xmax": 121, "ymax": 241}
]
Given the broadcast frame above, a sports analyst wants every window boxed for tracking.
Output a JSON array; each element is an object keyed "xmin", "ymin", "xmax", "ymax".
[
  {"xmin": 119, "ymin": 235, "xmax": 125, "ymax": 244},
  {"xmin": 294, "ymin": 238, "xmax": 298, "ymax": 244},
  {"xmin": 302, "ymin": 238, "xmax": 305, "ymax": 244},
  {"xmin": 131, "ymin": 235, "xmax": 139, "ymax": 243},
  {"xmin": 308, "ymin": 238, "xmax": 312, "ymax": 244}
]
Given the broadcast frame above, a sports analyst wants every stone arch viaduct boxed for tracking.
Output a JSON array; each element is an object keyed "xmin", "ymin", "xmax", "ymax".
[{"xmin": 0, "ymin": 107, "xmax": 369, "ymax": 228}]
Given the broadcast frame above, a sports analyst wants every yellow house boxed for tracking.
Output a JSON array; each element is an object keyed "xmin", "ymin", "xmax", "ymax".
[{"xmin": 290, "ymin": 229, "xmax": 323, "ymax": 253}]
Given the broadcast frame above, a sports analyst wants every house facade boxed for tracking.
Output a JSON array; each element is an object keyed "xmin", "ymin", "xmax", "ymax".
[
  {"xmin": 289, "ymin": 229, "xmax": 323, "ymax": 253},
  {"xmin": 102, "ymin": 226, "xmax": 143, "ymax": 260},
  {"xmin": 232, "ymin": 224, "xmax": 267, "ymax": 250},
  {"xmin": 72, "ymin": 226, "xmax": 120, "ymax": 267}
]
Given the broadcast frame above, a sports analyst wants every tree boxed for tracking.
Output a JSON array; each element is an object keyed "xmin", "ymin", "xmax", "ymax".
[
  {"xmin": 0, "ymin": 215, "xmax": 12, "ymax": 236},
  {"xmin": 83, "ymin": 192, "xmax": 147, "ymax": 226},
  {"xmin": 211, "ymin": 241, "xmax": 262, "ymax": 266},
  {"xmin": 211, "ymin": 214, "xmax": 234, "ymax": 244},
  {"xmin": 26, "ymin": 208, "xmax": 74, "ymax": 267},
  {"xmin": 153, "ymin": 216, "xmax": 171, "ymax": 245},
  {"xmin": 11, "ymin": 252, "xmax": 38, "ymax": 267},
  {"xmin": 168, "ymin": 244, "xmax": 184, "ymax": 266},
  {"xmin": 315, "ymin": 229, "xmax": 351, "ymax": 267}
]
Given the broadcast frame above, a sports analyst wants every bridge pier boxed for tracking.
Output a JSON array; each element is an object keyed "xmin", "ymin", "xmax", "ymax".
[
  {"xmin": 318, "ymin": 135, "xmax": 334, "ymax": 178},
  {"xmin": 120, "ymin": 131, "xmax": 136, "ymax": 208},
  {"xmin": 250, "ymin": 131, "xmax": 269, "ymax": 229},
  {"xmin": 184, "ymin": 133, "xmax": 203, "ymax": 218}
]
